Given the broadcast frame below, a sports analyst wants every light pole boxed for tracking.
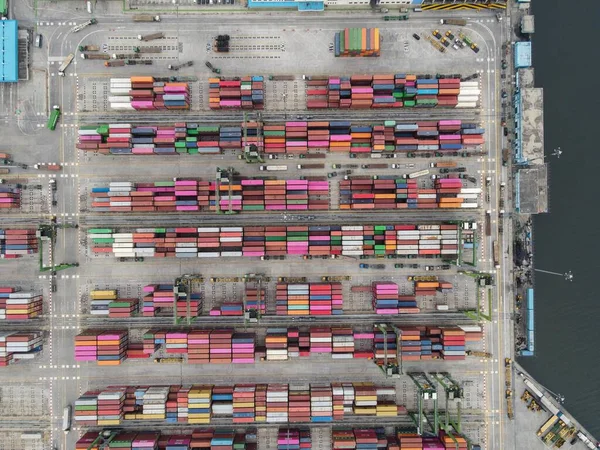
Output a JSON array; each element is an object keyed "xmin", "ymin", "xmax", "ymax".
[
  {"xmin": 534, "ymin": 268, "xmax": 574, "ymax": 282},
  {"xmin": 172, "ymin": 0, "xmax": 180, "ymax": 63}
]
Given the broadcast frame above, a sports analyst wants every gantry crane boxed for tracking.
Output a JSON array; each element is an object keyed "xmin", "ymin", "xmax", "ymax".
[
  {"xmin": 242, "ymin": 273, "xmax": 269, "ymax": 324},
  {"xmin": 173, "ymin": 274, "xmax": 204, "ymax": 325},
  {"xmin": 241, "ymin": 112, "xmax": 264, "ymax": 163},
  {"xmin": 408, "ymin": 372, "xmax": 438, "ymax": 435},
  {"xmin": 374, "ymin": 323, "xmax": 403, "ymax": 378},
  {"xmin": 215, "ymin": 167, "xmax": 238, "ymax": 215},
  {"xmin": 85, "ymin": 430, "xmax": 120, "ymax": 449},
  {"xmin": 433, "ymin": 372, "xmax": 463, "ymax": 433}
]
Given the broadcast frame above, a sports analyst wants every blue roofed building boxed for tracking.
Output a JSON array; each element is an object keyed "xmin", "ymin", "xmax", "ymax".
[
  {"xmin": 514, "ymin": 41, "xmax": 532, "ymax": 69},
  {"xmin": 0, "ymin": 20, "xmax": 18, "ymax": 82},
  {"xmin": 247, "ymin": 0, "xmax": 324, "ymax": 10}
]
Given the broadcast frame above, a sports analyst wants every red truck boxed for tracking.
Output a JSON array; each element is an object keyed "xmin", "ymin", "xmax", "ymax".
[{"xmin": 34, "ymin": 163, "xmax": 62, "ymax": 171}]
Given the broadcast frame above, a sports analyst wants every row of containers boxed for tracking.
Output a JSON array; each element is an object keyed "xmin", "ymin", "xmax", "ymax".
[
  {"xmin": 88, "ymin": 278, "xmax": 453, "ymax": 318},
  {"xmin": 88, "ymin": 178, "xmax": 480, "ymax": 212},
  {"xmin": 0, "ymin": 287, "xmax": 43, "ymax": 320},
  {"xmin": 0, "ymin": 184, "xmax": 20, "ymax": 209},
  {"xmin": 208, "ymin": 77, "xmax": 265, "ymax": 110},
  {"xmin": 77, "ymin": 428, "xmax": 259, "ymax": 450},
  {"xmin": 76, "ymin": 428, "xmax": 468, "ymax": 449},
  {"xmin": 91, "ymin": 284, "xmax": 264, "ymax": 318},
  {"xmin": 332, "ymin": 429, "xmax": 468, "ymax": 450},
  {"xmin": 334, "ymin": 28, "xmax": 381, "ymax": 57},
  {"xmin": 74, "ymin": 382, "xmax": 405, "ymax": 426},
  {"xmin": 306, "ymin": 76, "xmax": 480, "ymax": 109},
  {"xmin": 90, "ymin": 179, "xmax": 330, "ymax": 212},
  {"xmin": 76, "ymin": 120, "xmax": 484, "ymax": 156},
  {"xmin": 87, "ymin": 224, "xmax": 462, "ymax": 259},
  {"xmin": 0, "ymin": 228, "xmax": 38, "ymax": 259},
  {"xmin": 339, "ymin": 178, "xmax": 480, "ymax": 210},
  {"xmin": 73, "ymin": 325, "xmax": 482, "ymax": 365},
  {"xmin": 0, "ymin": 331, "xmax": 44, "ymax": 367},
  {"xmin": 109, "ymin": 77, "xmax": 190, "ymax": 110}
]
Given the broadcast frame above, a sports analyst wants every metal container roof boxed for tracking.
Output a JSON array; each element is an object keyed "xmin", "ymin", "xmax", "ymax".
[{"xmin": 0, "ymin": 20, "xmax": 18, "ymax": 82}]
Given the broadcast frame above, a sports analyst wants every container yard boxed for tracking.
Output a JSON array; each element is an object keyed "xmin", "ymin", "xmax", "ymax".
[{"xmin": 0, "ymin": 3, "xmax": 584, "ymax": 450}]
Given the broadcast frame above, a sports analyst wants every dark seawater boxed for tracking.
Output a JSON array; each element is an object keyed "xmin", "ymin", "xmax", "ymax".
[{"xmin": 519, "ymin": 0, "xmax": 600, "ymax": 439}]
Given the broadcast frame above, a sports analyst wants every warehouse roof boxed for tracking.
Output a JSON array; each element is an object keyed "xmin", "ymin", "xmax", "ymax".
[
  {"xmin": 0, "ymin": 20, "xmax": 18, "ymax": 82},
  {"xmin": 514, "ymin": 41, "xmax": 532, "ymax": 68},
  {"xmin": 522, "ymin": 15, "xmax": 535, "ymax": 34}
]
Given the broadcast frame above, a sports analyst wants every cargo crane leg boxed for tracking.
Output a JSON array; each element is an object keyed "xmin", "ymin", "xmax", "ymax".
[
  {"xmin": 408, "ymin": 372, "xmax": 438, "ymax": 435},
  {"xmin": 374, "ymin": 324, "xmax": 400, "ymax": 378},
  {"xmin": 433, "ymin": 372, "xmax": 463, "ymax": 433}
]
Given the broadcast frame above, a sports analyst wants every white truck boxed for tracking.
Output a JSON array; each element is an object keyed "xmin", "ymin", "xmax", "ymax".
[
  {"xmin": 403, "ymin": 169, "xmax": 430, "ymax": 179},
  {"xmin": 58, "ymin": 53, "xmax": 75, "ymax": 77},
  {"xmin": 259, "ymin": 165, "xmax": 288, "ymax": 171}
]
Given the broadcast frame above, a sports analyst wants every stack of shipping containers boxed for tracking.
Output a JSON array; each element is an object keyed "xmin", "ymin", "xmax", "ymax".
[
  {"xmin": 306, "ymin": 75, "xmax": 480, "ymax": 109},
  {"xmin": 77, "ymin": 120, "xmax": 484, "ymax": 156},
  {"xmin": 0, "ymin": 288, "xmax": 43, "ymax": 320},
  {"xmin": 0, "ymin": 185, "xmax": 20, "ymax": 209},
  {"xmin": 334, "ymin": 28, "xmax": 380, "ymax": 57},
  {"xmin": 109, "ymin": 77, "xmax": 190, "ymax": 110},
  {"xmin": 0, "ymin": 331, "xmax": 44, "ymax": 366},
  {"xmin": 209, "ymin": 76, "xmax": 264, "ymax": 109},
  {"xmin": 0, "ymin": 228, "xmax": 37, "ymax": 258},
  {"xmin": 88, "ymin": 224, "xmax": 460, "ymax": 259}
]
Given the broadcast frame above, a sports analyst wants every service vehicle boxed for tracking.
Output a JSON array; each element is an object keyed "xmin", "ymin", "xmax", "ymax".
[
  {"xmin": 47, "ymin": 106, "xmax": 61, "ymax": 131},
  {"xmin": 133, "ymin": 14, "xmax": 161, "ymax": 22},
  {"xmin": 432, "ymin": 29, "xmax": 442, "ymax": 40},
  {"xmin": 58, "ymin": 53, "xmax": 75, "ymax": 76}
]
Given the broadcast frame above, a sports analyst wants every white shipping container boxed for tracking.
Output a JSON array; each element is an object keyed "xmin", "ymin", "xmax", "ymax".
[
  {"xmin": 460, "ymin": 188, "xmax": 482, "ymax": 194},
  {"xmin": 436, "ymin": 305, "xmax": 450, "ymax": 311},
  {"xmin": 221, "ymin": 251, "xmax": 243, "ymax": 257},
  {"xmin": 109, "ymin": 123, "xmax": 132, "ymax": 128},
  {"xmin": 198, "ymin": 227, "xmax": 220, "ymax": 233},
  {"xmin": 342, "ymin": 235, "xmax": 364, "ymax": 241},
  {"xmin": 455, "ymin": 102, "xmax": 478, "ymax": 109},
  {"xmin": 78, "ymin": 129, "xmax": 100, "ymax": 136},
  {"xmin": 110, "ymin": 103, "xmax": 135, "ymax": 110},
  {"xmin": 198, "ymin": 252, "xmax": 220, "ymax": 258},
  {"xmin": 108, "ymin": 96, "xmax": 132, "ymax": 103},
  {"xmin": 460, "ymin": 203, "xmax": 479, "ymax": 208},
  {"xmin": 221, "ymin": 227, "xmax": 243, "ymax": 232},
  {"xmin": 341, "ymin": 226, "xmax": 364, "ymax": 231},
  {"xmin": 459, "ymin": 81, "xmax": 479, "ymax": 88}
]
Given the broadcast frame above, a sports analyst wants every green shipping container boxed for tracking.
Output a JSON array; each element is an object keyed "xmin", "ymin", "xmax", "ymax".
[
  {"xmin": 175, "ymin": 141, "xmax": 186, "ymax": 148},
  {"xmin": 404, "ymin": 100, "xmax": 416, "ymax": 107},
  {"xmin": 266, "ymin": 236, "xmax": 285, "ymax": 241},
  {"xmin": 243, "ymin": 205, "xmax": 265, "ymax": 211},
  {"xmin": 384, "ymin": 120, "xmax": 396, "ymax": 127},
  {"xmin": 287, "ymin": 236, "xmax": 308, "ymax": 242},
  {"xmin": 93, "ymin": 238, "xmax": 115, "ymax": 244},
  {"xmin": 154, "ymin": 181, "xmax": 175, "ymax": 187},
  {"xmin": 89, "ymin": 228, "xmax": 113, "ymax": 234},
  {"xmin": 197, "ymin": 126, "xmax": 219, "ymax": 133}
]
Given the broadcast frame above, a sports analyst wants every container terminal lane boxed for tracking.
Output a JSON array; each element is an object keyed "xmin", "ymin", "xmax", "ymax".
[{"xmin": 0, "ymin": 2, "xmax": 594, "ymax": 450}]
